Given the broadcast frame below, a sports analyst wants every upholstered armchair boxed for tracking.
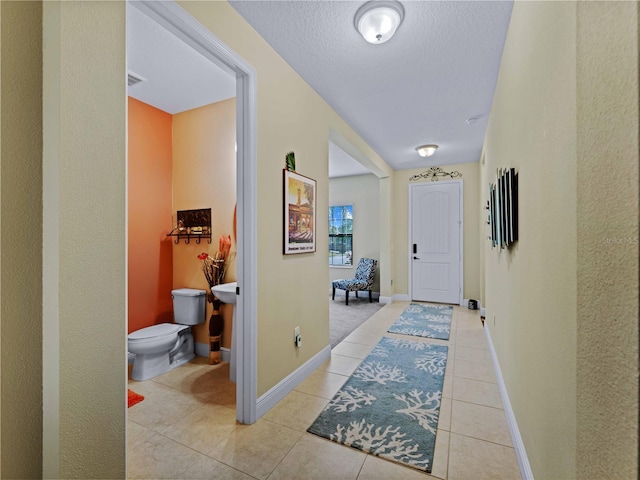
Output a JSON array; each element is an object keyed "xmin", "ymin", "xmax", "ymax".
[{"xmin": 332, "ymin": 258, "xmax": 377, "ymax": 305}]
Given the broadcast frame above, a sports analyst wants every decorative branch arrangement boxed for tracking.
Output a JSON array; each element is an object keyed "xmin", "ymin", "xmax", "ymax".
[
  {"xmin": 198, "ymin": 235, "xmax": 232, "ymax": 290},
  {"xmin": 197, "ymin": 234, "xmax": 234, "ymax": 364},
  {"xmin": 409, "ymin": 167, "xmax": 462, "ymax": 182}
]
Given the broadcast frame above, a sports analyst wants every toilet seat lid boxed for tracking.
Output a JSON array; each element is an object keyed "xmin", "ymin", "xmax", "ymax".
[{"xmin": 128, "ymin": 323, "xmax": 188, "ymax": 341}]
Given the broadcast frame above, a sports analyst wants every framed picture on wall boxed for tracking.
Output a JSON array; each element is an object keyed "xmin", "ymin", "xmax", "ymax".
[{"xmin": 283, "ymin": 169, "xmax": 316, "ymax": 254}]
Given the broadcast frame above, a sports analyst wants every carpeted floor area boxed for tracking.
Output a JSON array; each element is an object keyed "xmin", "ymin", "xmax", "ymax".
[{"xmin": 329, "ymin": 293, "xmax": 383, "ymax": 348}]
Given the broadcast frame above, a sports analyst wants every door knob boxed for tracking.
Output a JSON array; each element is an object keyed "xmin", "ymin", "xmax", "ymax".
[{"xmin": 413, "ymin": 256, "xmax": 420, "ymax": 260}]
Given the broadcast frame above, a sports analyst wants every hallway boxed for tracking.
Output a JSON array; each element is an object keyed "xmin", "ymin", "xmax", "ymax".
[{"xmin": 128, "ymin": 302, "xmax": 520, "ymax": 479}]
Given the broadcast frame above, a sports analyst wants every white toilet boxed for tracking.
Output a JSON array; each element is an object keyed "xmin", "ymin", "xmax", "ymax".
[{"xmin": 128, "ymin": 288, "xmax": 206, "ymax": 381}]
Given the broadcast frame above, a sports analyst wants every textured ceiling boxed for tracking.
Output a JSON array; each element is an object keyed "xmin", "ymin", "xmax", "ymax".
[
  {"xmin": 329, "ymin": 141, "xmax": 372, "ymax": 178},
  {"xmin": 127, "ymin": 5, "xmax": 235, "ymax": 114},
  {"xmin": 230, "ymin": 0, "xmax": 513, "ymax": 170},
  {"xmin": 127, "ymin": 3, "xmax": 367, "ymax": 178}
]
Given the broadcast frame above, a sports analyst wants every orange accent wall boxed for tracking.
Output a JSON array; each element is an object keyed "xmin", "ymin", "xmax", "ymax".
[{"xmin": 128, "ymin": 97, "xmax": 174, "ymax": 334}]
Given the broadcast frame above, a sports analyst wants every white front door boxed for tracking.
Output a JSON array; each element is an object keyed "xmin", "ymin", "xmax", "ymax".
[{"xmin": 410, "ymin": 181, "xmax": 462, "ymax": 304}]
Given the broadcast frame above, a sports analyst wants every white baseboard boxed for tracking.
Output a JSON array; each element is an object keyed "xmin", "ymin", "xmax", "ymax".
[
  {"xmin": 377, "ymin": 293, "xmax": 412, "ymax": 304},
  {"xmin": 221, "ymin": 347, "xmax": 230, "ymax": 363},
  {"xmin": 383, "ymin": 295, "xmax": 484, "ymax": 309},
  {"xmin": 256, "ymin": 345, "xmax": 331, "ymax": 420},
  {"xmin": 394, "ymin": 294, "xmax": 410, "ymax": 302},
  {"xmin": 195, "ymin": 343, "xmax": 231, "ymax": 363},
  {"xmin": 484, "ymin": 326, "xmax": 534, "ymax": 480},
  {"xmin": 195, "ymin": 342, "xmax": 209, "ymax": 358}
]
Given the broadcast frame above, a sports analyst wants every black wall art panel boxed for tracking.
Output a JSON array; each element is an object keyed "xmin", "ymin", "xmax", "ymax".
[{"xmin": 488, "ymin": 168, "xmax": 518, "ymax": 249}]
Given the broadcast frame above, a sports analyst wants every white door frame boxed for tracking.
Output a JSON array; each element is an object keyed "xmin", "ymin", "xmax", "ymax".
[
  {"xmin": 408, "ymin": 180, "xmax": 463, "ymax": 305},
  {"xmin": 130, "ymin": 1, "xmax": 258, "ymax": 424}
]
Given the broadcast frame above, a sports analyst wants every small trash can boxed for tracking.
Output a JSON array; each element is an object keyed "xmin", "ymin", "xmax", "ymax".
[{"xmin": 468, "ymin": 299, "xmax": 478, "ymax": 310}]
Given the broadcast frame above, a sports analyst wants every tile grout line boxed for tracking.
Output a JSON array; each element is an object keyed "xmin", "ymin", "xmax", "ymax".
[
  {"xmin": 450, "ymin": 396, "xmax": 506, "ymax": 412},
  {"xmin": 451, "ymin": 373, "xmax": 498, "ymax": 384},
  {"xmin": 448, "ymin": 430, "xmax": 517, "ymax": 451},
  {"xmin": 443, "ymin": 307, "xmax": 461, "ymax": 479},
  {"xmin": 260, "ymin": 419, "xmax": 306, "ymax": 480}
]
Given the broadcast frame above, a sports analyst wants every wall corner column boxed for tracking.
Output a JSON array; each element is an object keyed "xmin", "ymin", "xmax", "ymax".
[
  {"xmin": 576, "ymin": 2, "xmax": 639, "ymax": 477},
  {"xmin": 379, "ymin": 175, "xmax": 393, "ymax": 298},
  {"xmin": 43, "ymin": 1, "xmax": 127, "ymax": 477}
]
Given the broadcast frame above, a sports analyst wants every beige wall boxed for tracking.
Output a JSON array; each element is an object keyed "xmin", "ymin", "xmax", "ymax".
[
  {"xmin": 43, "ymin": 1, "xmax": 126, "ymax": 478},
  {"xmin": 24, "ymin": 1, "xmax": 638, "ymax": 476},
  {"xmin": 575, "ymin": 2, "xmax": 638, "ymax": 477},
  {"xmin": 329, "ymin": 174, "xmax": 381, "ymax": 293},
  {"xmin": 392, "ymin": 163, "xmax": 480, "ymax": 301},
  {"xmin": 36, "ymin": 1, "xmax": 393, "ymax": 473},
  {"xmin": 178, "ymin": 1, "xmax": 392, "ymax": 397},
  {"xmin": 483, "ymin": 3, "xmax": 578, "ymax": 477},
  {"xmin": 0, "ymin": 1, "xmax": 43, "ymax": 477},
  {"xmin": 483, "ymin": 2, "xmax": 638, "ymax": 478},
  {"xmin": 172, "ymin": 98, "xmax": 237, "ymax": 349}
]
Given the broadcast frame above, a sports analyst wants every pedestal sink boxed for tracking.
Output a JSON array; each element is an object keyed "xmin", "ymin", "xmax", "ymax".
[{"xmin": 211, "ymin": 282, "xmax": 237, "ymax": 382}]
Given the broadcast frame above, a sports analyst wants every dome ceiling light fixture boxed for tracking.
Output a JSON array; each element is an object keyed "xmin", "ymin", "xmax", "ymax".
[
  {"xmin": 416, "ymin": 144, "xmax": 439, "ymax": 158},
  {"xmin": 354, "ymin": 0, "xmax": 405, "ymax": 44}
]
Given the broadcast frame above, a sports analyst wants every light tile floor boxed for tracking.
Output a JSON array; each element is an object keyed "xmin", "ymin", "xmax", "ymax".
[{"xmin": 128, "ymin": 302, "xmax": 521, "ymax": 479}]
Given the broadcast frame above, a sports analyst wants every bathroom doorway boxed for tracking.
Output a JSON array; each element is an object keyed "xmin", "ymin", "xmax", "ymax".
[{"xmin": 126, "ymin": 1, "xmax": 257, "ymax": 425}]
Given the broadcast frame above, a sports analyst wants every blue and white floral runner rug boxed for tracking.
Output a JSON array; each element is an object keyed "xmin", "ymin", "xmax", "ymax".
[
  {"xmin": 307, "ymin": 336, "xmax": 448, "ymax": 473},
  {"xmin": 387, "ymin": 303, "xmax": 453, "ymax": 340}
]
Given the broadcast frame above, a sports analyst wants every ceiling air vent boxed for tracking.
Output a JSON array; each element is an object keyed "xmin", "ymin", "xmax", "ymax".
[{"xmin": 127, "ymin": 71, "xmax": 146, "ymax": 87}]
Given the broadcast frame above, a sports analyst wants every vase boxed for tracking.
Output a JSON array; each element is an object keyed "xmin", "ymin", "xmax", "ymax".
[{"xmin": 208, "ymin": 310, "xmax": 223, "ymax": 365}]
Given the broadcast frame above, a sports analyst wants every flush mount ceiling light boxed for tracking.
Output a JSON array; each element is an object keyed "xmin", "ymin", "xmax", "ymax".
[
  {"xmin": 416, "ymin": 144, "xmax": 439, "ymax": 158},
  {"xmin": 354, "ymin": 0, "xmax": 405, "ymax": 44}
]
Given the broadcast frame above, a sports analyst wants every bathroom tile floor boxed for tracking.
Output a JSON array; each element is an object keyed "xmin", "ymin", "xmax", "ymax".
[{"xmin": 127, "ymin": 302, "xmax": 521, "ymax": 479}]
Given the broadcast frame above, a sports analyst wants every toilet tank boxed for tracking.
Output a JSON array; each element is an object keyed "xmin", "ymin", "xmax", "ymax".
[{"xmin": 171, "ymin": 288, "xmax": 206, "ymax": 325}]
